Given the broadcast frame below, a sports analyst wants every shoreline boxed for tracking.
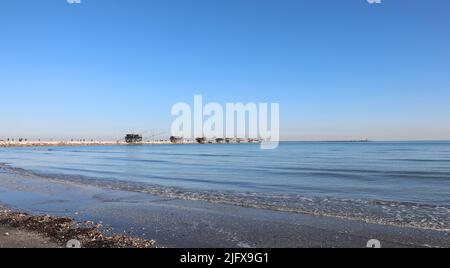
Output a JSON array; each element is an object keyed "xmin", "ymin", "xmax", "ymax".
[
  {"xmin": 2, "ymin": 195, "xmax": 449, "ymax": 249},
  {"xmin": 0, "ymin": 167, "xmax": 449, "ymax": 248},
  {"xmin": 1, "ymin": 162, "xmax": 447, "ymax": 232}
]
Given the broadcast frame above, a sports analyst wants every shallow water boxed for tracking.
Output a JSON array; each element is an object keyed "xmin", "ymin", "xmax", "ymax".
[{"xmin": 1, "ymin": 141, "xmax": 450, "ymax": 230}]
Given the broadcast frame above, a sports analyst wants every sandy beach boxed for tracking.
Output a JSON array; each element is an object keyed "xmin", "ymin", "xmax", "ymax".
[{"xmin": 0, "ymin": 163, "xmax": 449, "ymax": 248}]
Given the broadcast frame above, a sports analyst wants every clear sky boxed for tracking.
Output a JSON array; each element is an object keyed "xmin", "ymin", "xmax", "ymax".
[{"xmin": 1, "ymin": 0, "xmax": 449, "ymax": 141}]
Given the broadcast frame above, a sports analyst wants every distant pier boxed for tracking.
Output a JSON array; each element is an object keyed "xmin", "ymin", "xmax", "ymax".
[{"xmin": 0, "ymin": 140, "xmax": 171, "ymax": 148}]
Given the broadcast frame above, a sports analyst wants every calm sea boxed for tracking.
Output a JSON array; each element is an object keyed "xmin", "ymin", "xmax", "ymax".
[{"xmin": 1, "ymin": 141, "xmax": 450, "ymax": 230}]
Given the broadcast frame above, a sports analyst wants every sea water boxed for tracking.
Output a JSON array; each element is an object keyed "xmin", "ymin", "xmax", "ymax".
[{"xmin": 1, "ymin": 141, "xmax": 449, "ymax": 230}]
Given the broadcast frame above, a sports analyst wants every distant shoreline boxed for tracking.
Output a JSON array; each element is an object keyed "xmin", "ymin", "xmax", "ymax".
[
  {"xmin": 2, "ymin": 140, "xmax": 448, "ymax": 148},
  {"xmin": 0, "ymin": 140, "xmax": 172, "ymax": 148},
  {"xmin": 0, "ymin": 139, "xmax": 261, "ymax": 148}
]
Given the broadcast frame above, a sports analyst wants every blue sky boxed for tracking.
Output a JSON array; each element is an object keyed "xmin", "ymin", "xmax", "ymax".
[{"xmin": 1, "ymin": 0, "xmax": 449, "ymax": 141}]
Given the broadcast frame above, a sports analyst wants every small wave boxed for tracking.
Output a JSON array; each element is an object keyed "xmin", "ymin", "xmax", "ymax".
[
  {"xmin": 387, "ymin": 158, "xmax": 450, "ymax": 163},
  {"xmin": 111, "ymin": 158, "xmax": 173, "ymax": 164},
  {"xmin": 260, "ymin": 166, "xmax": 450, "ymax": 180},
  {"xmin": 143, "ymin": 152, "xmax": 233, "ymax": 157}
]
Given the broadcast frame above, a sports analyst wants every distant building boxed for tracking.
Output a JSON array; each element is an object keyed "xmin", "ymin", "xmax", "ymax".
[
  {"xmin": 170, "ymin": 136, "xmax": 184, "ymax": 144},
  {"xmin": 125, "ymin": 134, "xmax": 143, "ymax": 144},
  {"xmin": 195, "ymin": 137, "xmax": 206, "ymax": 144}
]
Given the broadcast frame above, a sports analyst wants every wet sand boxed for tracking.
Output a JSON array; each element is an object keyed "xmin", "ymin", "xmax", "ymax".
[
  {"xmin": 0, "ymin": 225, "xmax": 59, "ymax": 248},
  {"xmin": 0, "ymin": 167, "xmax": 449, "ymax": 248}
]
